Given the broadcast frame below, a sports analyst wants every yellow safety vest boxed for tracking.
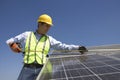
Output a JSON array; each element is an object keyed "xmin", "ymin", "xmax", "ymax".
[{"xmin": 24, "ymin": 32, "xmax": 50, "ymax": 64}]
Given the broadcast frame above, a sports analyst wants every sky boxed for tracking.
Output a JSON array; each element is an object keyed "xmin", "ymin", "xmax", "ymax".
[{"xmin": 0, "ymin": 0, "xmax": 120, "ymax": 80}]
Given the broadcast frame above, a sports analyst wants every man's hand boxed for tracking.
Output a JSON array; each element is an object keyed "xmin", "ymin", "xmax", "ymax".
[
  {"xmin": 9, "ymin": 43, "xmax": 22, "ymax": 53},
  {"xmin": 78, "ymin": 46, "xmax": 88, "ymax": 54}
]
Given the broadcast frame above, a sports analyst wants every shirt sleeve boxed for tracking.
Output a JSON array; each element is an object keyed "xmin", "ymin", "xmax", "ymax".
[
  {"xmin": 49, "ymin": 36, "xmax": 79, "ymax": 51},
  {"xmin": 6, "ymin": 31, "xmax": 31, "ymax": 45}
]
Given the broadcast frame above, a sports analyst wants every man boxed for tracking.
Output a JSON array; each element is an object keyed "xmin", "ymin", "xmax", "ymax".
[{"xmin": 6, "ymin": 14, "xmax": 87, "ymax": 80}]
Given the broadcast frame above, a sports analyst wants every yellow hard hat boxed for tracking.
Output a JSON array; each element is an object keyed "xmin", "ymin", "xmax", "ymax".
[{"xmin": 37, "ymin": 14, "xmax": 53, "ymax": 26}]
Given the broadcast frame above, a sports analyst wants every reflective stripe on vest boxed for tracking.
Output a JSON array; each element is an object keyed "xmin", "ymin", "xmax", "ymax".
[{"xmin": 24, "ymin": 32, "xmax": 50, "ymax": 64}]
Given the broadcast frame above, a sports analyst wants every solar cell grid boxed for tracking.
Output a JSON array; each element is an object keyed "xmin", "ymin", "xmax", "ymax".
[{"xmin": 36, "ymin": 51, "xmax": 120, "ymax": 80}]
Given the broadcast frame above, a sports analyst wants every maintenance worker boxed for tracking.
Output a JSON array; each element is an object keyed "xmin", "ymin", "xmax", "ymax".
[{"xmin": 6, "ymin": 14, "xmax": 88, "ymax": 80}]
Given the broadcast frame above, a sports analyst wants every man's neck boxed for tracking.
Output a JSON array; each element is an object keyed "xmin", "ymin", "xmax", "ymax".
[{"xmin": 36, "ymin": 30, "xmax": 45, "ymax": 35}]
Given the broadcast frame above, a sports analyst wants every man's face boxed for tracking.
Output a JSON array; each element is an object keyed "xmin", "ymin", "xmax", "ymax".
[{"xmin": 37, "ymin": 23, "xmax": 51, "ymax": 35}]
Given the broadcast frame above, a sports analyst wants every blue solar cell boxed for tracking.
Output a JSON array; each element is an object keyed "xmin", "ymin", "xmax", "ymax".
[
  {"xmin": 99, "ymin": 73, "xmax": 120, "ymax": 80},
  {"xmin": 102, "ymin": 60, "xmax": 120, "ymax": 65},
  {"xmin": 113, "ymin": 64, "xmax": 120, "ymax": 70},
  {"xmin": 68, "ymin": 76, "xmax": 100, "ymax": 80},
  {"xmin": 89, "ymin": 66, "xmax": 119, "ymax": 74},
  {"xmin": 83, "ymin": 61, "xmax": 106, "ymax": 67}
]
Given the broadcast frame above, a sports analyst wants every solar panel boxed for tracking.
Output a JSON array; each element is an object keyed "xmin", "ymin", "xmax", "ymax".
[{"xmin": 36, "ymin": 45, "xmax": 120, "ymax": 80}]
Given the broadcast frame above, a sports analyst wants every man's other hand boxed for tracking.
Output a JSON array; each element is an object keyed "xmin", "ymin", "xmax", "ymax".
[{"xmin": 78, "ymin": 46, "xmax": 88, "ymax": 54}]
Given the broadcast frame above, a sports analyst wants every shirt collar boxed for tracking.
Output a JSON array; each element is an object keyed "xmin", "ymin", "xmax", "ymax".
[{"xmin": 34, "ymin": 30, "xmax": 42, "ymax": 37}]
